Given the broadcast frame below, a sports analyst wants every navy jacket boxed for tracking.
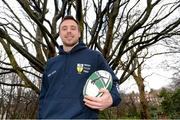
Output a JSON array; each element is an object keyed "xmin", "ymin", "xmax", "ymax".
[{"xmin": 38, "ymin": 42, "xmax": 121, "ymax": 119}]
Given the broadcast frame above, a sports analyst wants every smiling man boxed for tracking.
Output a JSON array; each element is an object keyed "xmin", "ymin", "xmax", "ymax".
[{"xmin": 38, "ymin": 15, "xmax": 121, "ymax": 119}]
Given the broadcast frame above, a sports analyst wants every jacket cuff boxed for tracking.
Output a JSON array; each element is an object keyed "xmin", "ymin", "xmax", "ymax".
[{"xmin": 110, "ymin": 84, "xmax": 121, "ymax": 107}]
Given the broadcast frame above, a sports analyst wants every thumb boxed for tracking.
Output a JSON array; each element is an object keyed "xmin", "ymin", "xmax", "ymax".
[{"xmin": 99, "ymin": 88, "xmax": 108, "ymax": 93}]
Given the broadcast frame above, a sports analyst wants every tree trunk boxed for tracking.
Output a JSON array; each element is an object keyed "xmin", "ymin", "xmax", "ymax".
[{"xmin": 133, "ymin": 74, "xmax": 151, "ymax": 119}]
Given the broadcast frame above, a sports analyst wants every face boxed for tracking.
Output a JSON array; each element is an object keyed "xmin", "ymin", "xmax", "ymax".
[{"xmin": 59, "ymin": 19, "xmax": 81, "ymax": 47}]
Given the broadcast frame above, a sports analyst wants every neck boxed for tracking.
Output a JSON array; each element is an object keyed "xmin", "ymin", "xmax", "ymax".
[{"xmin": 63, "ymin": 42, "xmax": 79, "ymax": 52}]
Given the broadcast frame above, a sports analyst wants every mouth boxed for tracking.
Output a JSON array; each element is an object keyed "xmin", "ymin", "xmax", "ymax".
[{"xmin": 65, "ymin": 36, "xmax": 73, "ymax": 39}]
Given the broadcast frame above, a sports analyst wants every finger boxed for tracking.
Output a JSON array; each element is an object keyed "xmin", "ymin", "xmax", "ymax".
[
  {"xmin": 84, "ymin": 98, "xmax": 103, "ymax": 109},
  {"xmin": 84, "ymin": 95, "xmax": 96, "ymax": 101},
  {"xmin": 84, "ymin": 102, "xmax": 101, "ymax": 110},
  {"xmin": 83, "ymin": 97, "xmax": 102, "ymax": 106},
  {"xmin": 84, "ymin": 95, "xmax": 102, "ymax": 102}
]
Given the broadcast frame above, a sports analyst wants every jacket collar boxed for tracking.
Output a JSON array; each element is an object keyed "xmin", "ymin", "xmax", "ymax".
[{"xmin": 58, "ymin": 41, "xmax": 87, "ymax": 55}]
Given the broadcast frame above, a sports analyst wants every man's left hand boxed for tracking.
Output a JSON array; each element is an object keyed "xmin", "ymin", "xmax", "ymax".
[{"xmin": 83, "ymin": 88, "xmax": 113, "ymax": 111}]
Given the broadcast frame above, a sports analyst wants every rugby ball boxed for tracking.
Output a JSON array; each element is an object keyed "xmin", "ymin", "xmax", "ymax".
[{"xmin": 83, "ymin": 70, "xmax": 112, "ymax": 97}]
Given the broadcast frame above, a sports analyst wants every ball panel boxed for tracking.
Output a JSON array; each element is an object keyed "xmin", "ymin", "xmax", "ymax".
[
  {"xmin": 89, "ymin": 71, "xmax": 105, "ymax": 89},
  {"xmin": 106, "ymin": 75, "xmax": 113, "ymax": 91},
  {"xmin": 83, "ymin": 70, "xmax": 113, "ymax": 97},
  {"xmin": 85, "ymin": 79, "xmax": 100, "ymax": 97},
  {"xmin": 97, "ymin": 70, "xmax": 112, "ymax": 91}
]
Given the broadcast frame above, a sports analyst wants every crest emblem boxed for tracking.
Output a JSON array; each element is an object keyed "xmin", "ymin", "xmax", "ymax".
[{"xmin": 76, "ymin": 64, "xmax": 84, "ymax": 74}]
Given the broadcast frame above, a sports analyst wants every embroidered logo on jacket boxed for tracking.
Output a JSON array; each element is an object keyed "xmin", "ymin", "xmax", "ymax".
[
  {"xmin": 77, "ymin": 64, "xmax": 84, "ymax": 74},
  {"xmin": 76, "ymin": 63, "xmax": 91, "ymax": 74}
]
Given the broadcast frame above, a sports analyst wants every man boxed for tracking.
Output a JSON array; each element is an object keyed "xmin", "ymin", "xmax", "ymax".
[{"xmin": 38, "ymin": 15, "xmax": 121, "ymax": 119}]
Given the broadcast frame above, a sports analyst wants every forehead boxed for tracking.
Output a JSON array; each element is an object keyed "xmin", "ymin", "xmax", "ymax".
[{"xmin": 60, "ymin": 19, "xmax": 78, "ymax": 27}]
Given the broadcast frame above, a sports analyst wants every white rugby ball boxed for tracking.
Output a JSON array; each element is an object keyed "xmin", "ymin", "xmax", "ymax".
[{"xmin": 83, "ymin": 70, "xmax": 112, "ymax": 97}]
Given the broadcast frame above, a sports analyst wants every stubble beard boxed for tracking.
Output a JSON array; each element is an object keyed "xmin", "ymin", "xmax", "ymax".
[{"xmin": 62, "ymin": 39, "xmax": 79, "ymax": 48}]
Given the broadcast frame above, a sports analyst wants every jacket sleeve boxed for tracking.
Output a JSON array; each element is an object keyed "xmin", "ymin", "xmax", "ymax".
[
  {"xmin": 38, "ymin": 63, "xmax": 49, "ymax": 118},
  {"xmin": 96, "ymin": 53, "xmax": 121, "ymax": 106}
]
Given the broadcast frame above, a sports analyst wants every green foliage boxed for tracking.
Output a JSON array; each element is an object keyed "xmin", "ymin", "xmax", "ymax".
[
  {"xmin": 99, "ymin": 93, "xmax": 141, "ymax": 119},
  {"xmin": 99, "ymin": 89, "xmax": 180, "ymax": 119},
  {"xmin": 98, "ymin": 108, "xmax": 114, "ymax": 119},
  {"xmin": 159, "ymin": 88, "xmax": 180, "ymax": 119},
  {"xmin": 98, "ymin": 107, "xmax": 140, "ymax": 119}
]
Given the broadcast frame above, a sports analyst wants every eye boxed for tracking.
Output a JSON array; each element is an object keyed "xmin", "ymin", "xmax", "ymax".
[
  {"xmin": 61, "ymin": 26, "xmax": 67, "ymax": 31},
  {"xmin": 71, "ymin": 26, "xmax": 77, "ymax": 30}
]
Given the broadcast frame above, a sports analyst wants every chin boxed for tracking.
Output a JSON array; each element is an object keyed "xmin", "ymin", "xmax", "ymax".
[{"xmin": 64, "ymin": 42, "xmax": 78, "ymax": 47}]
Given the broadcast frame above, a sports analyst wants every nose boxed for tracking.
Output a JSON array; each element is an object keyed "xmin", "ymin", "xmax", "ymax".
[
  {"xmin": 66, "ymin": 28, "xmax": 72, "ymax": 33},
  {"xmin": 67, "ymin": 30, "xmax": 72, "ymax": 36}
]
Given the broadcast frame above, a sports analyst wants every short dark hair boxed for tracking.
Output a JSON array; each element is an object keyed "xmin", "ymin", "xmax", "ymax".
[{"xmin": 60, "ymin": 15, "xmax": 80, "ymax": 27}]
